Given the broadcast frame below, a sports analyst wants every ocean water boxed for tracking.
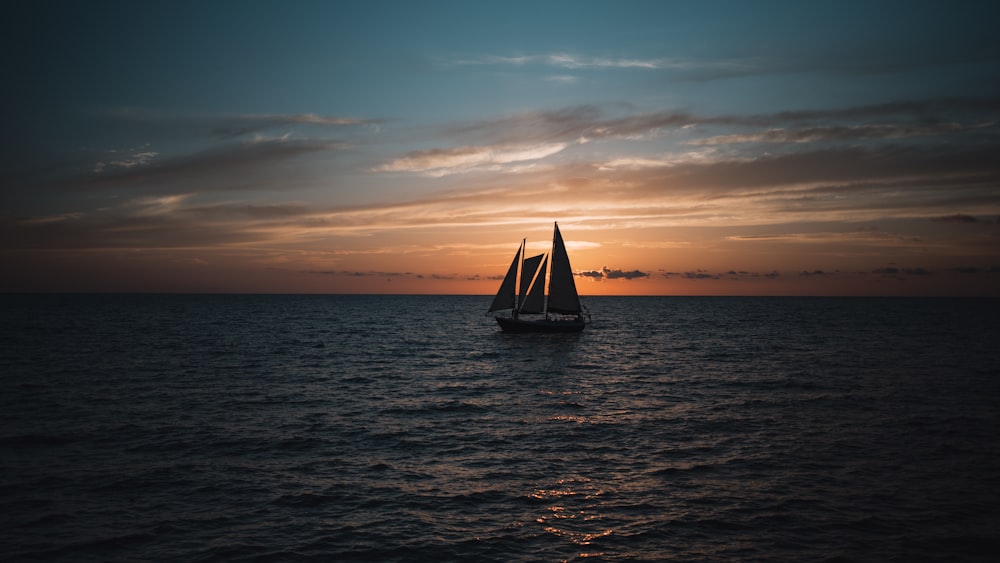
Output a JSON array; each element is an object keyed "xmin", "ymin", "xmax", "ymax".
[{"xmin": 2, "ymin": 294, "xmax": 999, "ymax": 562}]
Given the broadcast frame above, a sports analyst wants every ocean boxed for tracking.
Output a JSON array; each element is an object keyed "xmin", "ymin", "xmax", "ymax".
[{"xmin": 2, "ymin": 294, "xmax": 999, "ymax": 562}]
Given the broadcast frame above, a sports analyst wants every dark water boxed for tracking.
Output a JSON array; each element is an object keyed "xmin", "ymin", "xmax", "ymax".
[{"xmin": 2, "ymin": 295, "xmax": 999, "ymax": 562}]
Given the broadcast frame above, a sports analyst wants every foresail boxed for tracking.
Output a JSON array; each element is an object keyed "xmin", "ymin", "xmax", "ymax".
[
  {"xmin": 519, "ymin": 254, "xmax": 544, "ymax": 309},
  {"xmin": 488, "ymin": 245, "xmax": 520, "ymax": 312},
  {"xmin": 546, "ymin": 223, "xmax": 582, "ymax": 314},
  {"xmin": 520, "ymin": 255, "xmax": 548, "ymax": 314}
]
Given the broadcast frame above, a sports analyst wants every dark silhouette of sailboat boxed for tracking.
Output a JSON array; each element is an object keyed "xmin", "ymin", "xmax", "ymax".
[{"xmin": 488, "ymin": 222, "xmax": 589, "ymax": 332}]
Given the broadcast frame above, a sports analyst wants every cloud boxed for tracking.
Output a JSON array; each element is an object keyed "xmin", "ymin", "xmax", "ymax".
[
  {"xmin": 441, "ymin": 96, "xmax": 1000, "ymax": 143},
  {"xmin": 657, "ymin": 265, "xmax": 993, "ymax": 283},
  {"xmin": 726, "ymin": 230, "xmax": 923, "ymax": 247},
  {"xmin": 98, "ymin": 140, "xmax": 992, "ymax": 237},
  {"xmin": 360, "ymin": 96, "xmax": 1000, "ymax": 190},
  {"xmin": 211, "ymin": 113, "xmax": 383, "ymax": 139},
  {"xmin": 105, "ymin": 150, "xmax": 159, "ymax": 169},
  {"xmin": 91, "ymin": 149, "xmax": 161, "ymax": 173},
  {"xmin": 3, "ymin": 107, "xmax": 380, "ymax": 195},
  {"xmin": 84, "ymin": 137, "xmax": 346, "ymax": 192},
  {"xmin": 394, "ymin": 97, "xmax": 1000, "ymax": 177},
  {"xmin": 546, "ymin": 75, "xmax": 579, "ymax": 84},
  {"xmin": 609, "ymin": 145, "xmax": 1000, "ymax": 203},
  {"xmin": 443, "ymin": 105, "xmax": 698, "ymax": 145},
  {"xmin": 455, "ymin": 52, "xmax": 756, "ymax": 75},
  {"xmin": 15, "ymin": 212, "xmax": 83, "ymax": 226},
  {"xmin": 657, "ymin": 266, "xmax": 981, "ymax": 283},
  {"xmin": 373, "ymin": 106, "xmax": 702, "ymax": 174},
  {"xmin": 951, "ymin": 266, "xmax": 1000, "ymax": 274},
  {"xmin": 661, "ymin": 269, "xmax": 782, "ymax": 281},
  {"xmin": 765, "ymin": 97, "xmax": 1000, "ymax": 122},
  {"xmin": 574, "ymin": 267, "xmax": 649, "ymax": 281},
  {"xmin": 597, "ymin": 150, "xmax": 723, "ymax": 171},
  {"xmin": 544, "ymin": 53, "xmax": 672, "ymax": 70},
  {"xmin": 342, "ymin": 141, "xmax": 1000, "ymax": 232},
  {"xmin": 9, "ymin": 96, "xmax": 1000, "ymax": 288},
  {"xmin": 3, "ymin": 209, "xmax": 253, "ymax": 251},
  {"xmin": 2, "ymin": 194, "xmax": 335, "ymax": 252},
  {"xmin": 683, "ymin": 270, "xmax": 720, "ymax": 280},
  {"xmin": 103, "ymin": 107, "xmax": 383, "ymax": 139},
  {"xmin": 931, "ymin": 213, "xmax": 980, "ymax": 223},
  {"xmin": 375, "ymin": 142, "xmax": 567, "ymax": 176},
  {"xmin": 688, "ymin": 122, "xmax": 990, "ymax": 145},
  {"xmin": 602, "ymin": 266, "xmax": 650, "ymax": 280},
  {"xmin": 126, "ymin": 194, "xmax": 193, "ymax": 216},
  {"xmin": 457, "ymin": 53, "xmax": 665, "ymax": 69},
  {"xmin": 873, "ymin": 267, "xmax": 932, "ymax": 276},
  {"xmin": 300, "ymin": 269, "xmax": 469, "ymax": 281},
  {"xmin": 303, "ymin": 269, "xmax": 415, "ymax": 278}
]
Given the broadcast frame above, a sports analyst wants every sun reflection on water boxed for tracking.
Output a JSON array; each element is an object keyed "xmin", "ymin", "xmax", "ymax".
[{"xmin": 529, "ymin": 476, "xmax": 616, "ymax": 552}]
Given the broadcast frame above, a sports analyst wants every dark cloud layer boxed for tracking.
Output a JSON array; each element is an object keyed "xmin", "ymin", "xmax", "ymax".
[
  {"xmin": 79, "ymin": 139, "xmax": 347, "ymax": 193},
  {"xmin": 437, "ymin": 96, "xmax": 1000, "ymax": 147},
  {"xmin": 931, "ymin": 214, "xmax": 982, "ymax": 223},
  {"xmin": 610, "ymin": 145, "xmax": 1000, "ymax": 208}
]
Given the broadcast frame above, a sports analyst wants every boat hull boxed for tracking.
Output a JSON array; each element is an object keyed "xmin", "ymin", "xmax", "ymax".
[{"xmin": 495, "ymin": 316, "xmax": 586, "ymax": 333}]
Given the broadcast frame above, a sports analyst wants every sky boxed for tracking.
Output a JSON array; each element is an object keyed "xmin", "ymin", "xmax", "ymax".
[{"xmin": 3, "ymin": 0, "xmax": 999, "ymax": 295}]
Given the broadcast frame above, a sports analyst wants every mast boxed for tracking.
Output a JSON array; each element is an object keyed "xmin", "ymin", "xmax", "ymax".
[
  {"xmin": 518, "ymin": 237, "xmax": 525, "ymax": 292},
  {"xmin": 516, "ymin": 238, "xmax": 525, "ymax": 317}
]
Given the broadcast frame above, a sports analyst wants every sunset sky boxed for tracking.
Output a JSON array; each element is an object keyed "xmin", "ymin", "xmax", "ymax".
[{"xmin": 3, "ymin": 0, "xmax": 999, "ymax": 295}]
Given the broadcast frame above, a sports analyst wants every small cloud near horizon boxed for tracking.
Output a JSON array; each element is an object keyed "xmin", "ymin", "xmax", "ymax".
[
  {"xmin": 577, "ymin": 267, "xmax": 650, "ymax": 281},
  {"xmin": 930, "ymin": 213, "xmax": 980, "ymax": 223}
]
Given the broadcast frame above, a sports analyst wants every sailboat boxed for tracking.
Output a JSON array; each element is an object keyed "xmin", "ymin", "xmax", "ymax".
[{"xmin": 488, "ymin": 222, "xmax": 589, "ymax": 332}]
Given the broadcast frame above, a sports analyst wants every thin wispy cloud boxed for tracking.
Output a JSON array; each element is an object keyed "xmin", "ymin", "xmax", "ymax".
[
  {"xmin": 726, "ymin": 230, "xmax": 923, "ymax": 247},
  {"xmin": 211, "ymin": 113, "xmax": 384, "ymax": 139},
  {"xmin": 397, "ymin": 98, "xmax": 1000, "ymax": 172},
  {"xmin": 765, "ymin": 97, "xmax": 1000, "ymax": 122},
  {"xmin": 598, "ymin": 145, "xmax": 1000, "ymax": 226},
  {"xmin": 375, "ymin": 142, "xmax": 567, "ymax": 176},
  {"xmin": 545, "ymin": 75, "xmax": 579, "ymax": 84},
  {"xmin": 93, "ymin": 150, "xmax": 160, "ymax": 173},
  {"xmin": 104, "ymin": 107, "xmax": 382, "ymax": 134},
  {"xmin": 454, "ymin": 52, "xmax": 756, "ymax": 74},
  {"xmin": 453, "ymin": 47, "xmax": 991, "ymax": 82},
  {"xmin": 441, "ymin": 106, "xmax": 697, "ymax": 145},
  {"xmin": 596, "ymin": 150, "xmax": 724, "ymax": 170},
  {"xmin": 545, "ymin": 53, "xmax": 671, "ymax": 69},
  {"xmin": 689, "ymin": 122, "xmax": 994, "ymax": 145},
  {"xmin": 125, "ymin": 194, "xmax": 193, "ymax": 217}
]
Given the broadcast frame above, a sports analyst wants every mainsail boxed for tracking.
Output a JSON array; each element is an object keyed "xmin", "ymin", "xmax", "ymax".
[{"xmin": 546, "ymin": 223, "xmax": 582, "ymax": 314}]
